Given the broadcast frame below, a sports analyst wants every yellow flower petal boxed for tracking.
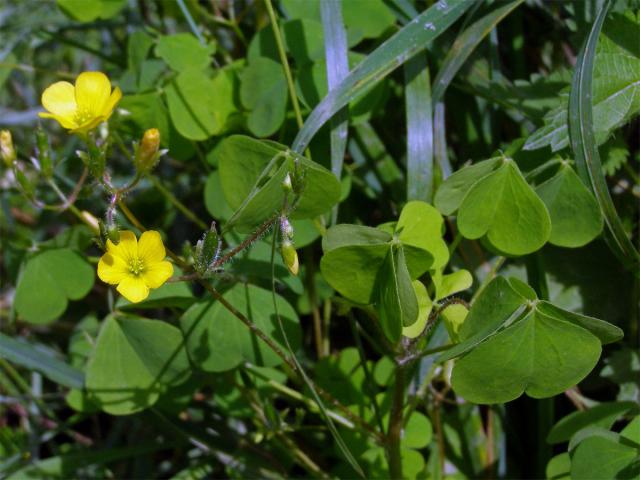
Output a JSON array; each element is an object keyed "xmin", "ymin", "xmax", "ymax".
[
  {"xmin": 75, "ymin": 72, "xmax": 112, "ymax": 117},
  {"xmin": 117, "ymin": 276, "xmax": 150, "ymax": 303},
  {"xmin": 142, "ymin": 261, "xmax": 174, "ymax": 289},
  {"xmin": 106, "ymin": 230, "xmax": 138, "ymax": 262},
  {"xmin": 38, "ymin": 112, "xmax": 79, "ymax": 130},
  {"xmin": 101, "ymin": 86, "xmax": 122, "ymax": 119},
  {"xmin": 138, "ymin": 230, "xmax": 166, "ymax": 264},
  {"xmin": 70, "ymin": 115, "xmax": 106, "ymax": 135},
  {"xmin": 97, "ymin": 253, "xmax": 129, "ymax": 285},
  {"xmin": 41, "ymin": 81, "xmax": 77, "ymax": 121}
]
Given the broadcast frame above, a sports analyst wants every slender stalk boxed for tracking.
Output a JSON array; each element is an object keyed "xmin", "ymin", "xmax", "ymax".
[
  {"xmin": 245, "ymin": 364, "xmax": 356, "ymax": 429},
  {"xmin": 0, "ymin": 62, "xmax": 75, "ymax": 79},
  {"xmin": 0, "ymin": 359, "xmax": 55, "ymax": 419},
  {"xmin": 264, "ymin": 0, "xmax": 304, "ymax": 129},
  {"xmin": 387, "ymin": 364, "xmax": 406, "ymax": 479},
  {"xmin": 349, "ymin": 315, "xmax": 385, "ymax": 435},
  {"xmin": 148, "ymin": 175, "xmax": 208, "ymax": 230},
  {"xmin": 322, "ymin": 299, "xmax": 331, "ymax": 356}
]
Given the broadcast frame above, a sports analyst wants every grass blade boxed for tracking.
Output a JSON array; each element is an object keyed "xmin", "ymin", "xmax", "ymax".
[
  {"xmin": 0, "ymin": 332, "xmax": 84, "ymax": 389},
  {"xmin": 291, "ymin": 0, "xmax": 475, "ymax": 154},
  {"xmin": 404, "ymin": 54, "xmax": 433, "ymax": 202},
  {"xmin": 176, "ymin": 0, "xmax": 205, "ymax": 45},
  {"xmin": 320, "ymin": 0, "xmax": 350, "ymax": 224},
  {"xmin": 431, "ymin": 0, "xmax": 525, "ymax": 104},
  {"xmin": 568, "ymin": 0, "xmax": 640, "ymax": 273}
]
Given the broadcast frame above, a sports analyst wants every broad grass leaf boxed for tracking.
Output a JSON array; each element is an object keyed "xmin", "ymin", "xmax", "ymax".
[
  {"xmin": 57, "ymin": 0, "xmax": 126, "ymax": 22},
  {"xmin": 204, "ymin": 171, "xmax": 234, "ymax": 221},
  {"xmin": 217, "ymin": 136, "xmax": 340, "ymax": 232},
  {"xmin": 155, "ymin": 33, "xmax": 214, "ymax": 71},
  {"xmin": 457, "ymin": 160, "xmax": 551, "ymax": 255},
  {"xmin": 536, "ymin": 164, "xmax": 603, "ymax": 247},
  {"xmin": 165, "ymin": 68, "xmax": 219, "ymax": 140},
  {"xmin": 320, "ymin": 243, "xmax": 390, "ymax": 305},
  {"xmin": 438, "ymin": 276, "xmax": 527, "ymax": 362},
  {"xmin": 434, "ymin": 269, "xmax": 473, "ymax": 300},
  {"xmin": 119, "ymin": 93, "xmax": 170, "ymax": 145},
  {"xmin": 570, "ymin": 434, "xmax": 640, "ymax": 480},
  {"xmin": 376, "ymin": 247, "xmax": 419, "ymax": 342},
  {"xmin": 179, "ymin": 284, "xmax": 301, "ymax": 372},
  {"xmin": 86, "ymin": 315, "xmax": 191, "ymax": 415},
  {"xmin": 322, "ymin": 224, "xmax": 392, "ymax": 252},
  {"xmin": 395, "ymin": 200, "xmax": 448, "ymax": 270},
  {"xmin": 240, "ymin": 57, "xmax": 288, "ymax": 137},
  {"xmin": 547, "ymin": 401, "xmax": 638, "ymax": 444},
  {"xmin": 546, "ymin": 453, "xmax": 571, "ymax": 480},
  {"xmin": 402, "ymin": 281, "xmax": 433, "ymax": 339},
  {"xmin": 15, "ymin": 249, "xmax": 94, "ymax": 325},
  {"xmin": 536, "ymin": 301, "xmax": 623, "ymax": 344},
  {"xmin": 434, "ymin": 157, "xmax": 502, "ymax": 215},
  {"xmin": 281, "ymin": 0, "xmax": 395, "ymax": 46},
  {"xmin": 451, "ymin": 308, "xmax": 602, "ymax": 404},
  {"xmin": 282, "ymin": 19, "xmax": 325, "ymax": 65},
  {"xmin": 403, "ymin": 412, "xmax": 433, "ymax": 449}
]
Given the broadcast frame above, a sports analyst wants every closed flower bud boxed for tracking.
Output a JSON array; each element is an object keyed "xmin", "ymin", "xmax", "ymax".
[
  {"xmin": 282, "ymin": 173, "xmax": 293, "ymax": 192},
  {"xmin": 36, "ymin": 128, "xmax": 53, "ymax": 177},
  {"xmin": 280, "ymin": 240, "xmax": 299, "ymax": 276},
  {"xmin": 1, "ymin": 130, "xmax": 16, "ymax": 167},
  {"xmin": 135, "ymin": 128, "xmax": 161, "ymax": 173}
]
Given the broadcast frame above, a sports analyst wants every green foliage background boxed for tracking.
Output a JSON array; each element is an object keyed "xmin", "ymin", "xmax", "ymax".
[{"xmin": 0, "ymin": 0, "xmax": 639, "ymax": 479}]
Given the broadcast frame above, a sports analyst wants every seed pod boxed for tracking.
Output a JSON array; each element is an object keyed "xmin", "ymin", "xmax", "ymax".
[
  {"xmin": 36, "ymin": 128, "xmax": 53, "ymax": 177},
  {"xmin": 195, "ymin": 222, "xmax": 221, "ymax": 274},
  {"xmin": 13, "ymin": 164, "xmax": 34, "ymax": 198},
  {"xmin": 280, "ymin": 239, "xmax": 299, "ymax": 276},
  {"xmin": 1, "ymin": 130, "xmax": 16, "ymax": 167},
  {"xmin": 134, "ymin": 128, "xmax": 161, "ymax": 173},
  {"xmin": 106, "ymin": 223, "xmax": 120, "ymax": 244}
]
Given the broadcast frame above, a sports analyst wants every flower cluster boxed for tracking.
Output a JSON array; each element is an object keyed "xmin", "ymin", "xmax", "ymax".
[{"xmin": 36, "ymin": 72, "xmax": 173, "ymax": 302}]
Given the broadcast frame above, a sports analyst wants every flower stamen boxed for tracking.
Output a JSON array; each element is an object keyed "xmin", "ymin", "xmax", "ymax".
[{"xmin": 128, "ymin": 257, "xmax": 145, "ymax": 276}]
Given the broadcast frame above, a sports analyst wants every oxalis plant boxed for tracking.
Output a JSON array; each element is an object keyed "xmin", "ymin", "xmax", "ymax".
[{"xmin": 0, "ymin": 0, "xmax": 639, "ymax": 479}]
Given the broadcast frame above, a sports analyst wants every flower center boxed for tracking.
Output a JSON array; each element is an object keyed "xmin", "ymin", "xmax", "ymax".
[
  {"xmin": 74, "ymin": 108, "xmax": 94, "ymax": 125},
  {"xmin": 128, "ymin": 257, "xmax": 145, "ymax": 276}
]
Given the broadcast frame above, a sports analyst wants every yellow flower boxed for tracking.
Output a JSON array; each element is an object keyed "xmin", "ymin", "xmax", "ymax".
[
  {"xmin": 97, "ymin": 230, "xmax": 173, "ymax": 303},
  {"xmin": 39, "ymin": 72, "xmax": 122, "ymax": 135}
]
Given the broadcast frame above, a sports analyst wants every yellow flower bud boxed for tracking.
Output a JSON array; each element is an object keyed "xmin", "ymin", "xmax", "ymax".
[
  {"xmin": 135, "ymin": 128, "xmax": 161, "ymax": 172},
  {"xmin": 280, "ymin": 240, "xmax": 299, "ymax": 276},
  {"xmin": 1, "ymin": 130, "xmax": 16, "ymax": 167}
]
